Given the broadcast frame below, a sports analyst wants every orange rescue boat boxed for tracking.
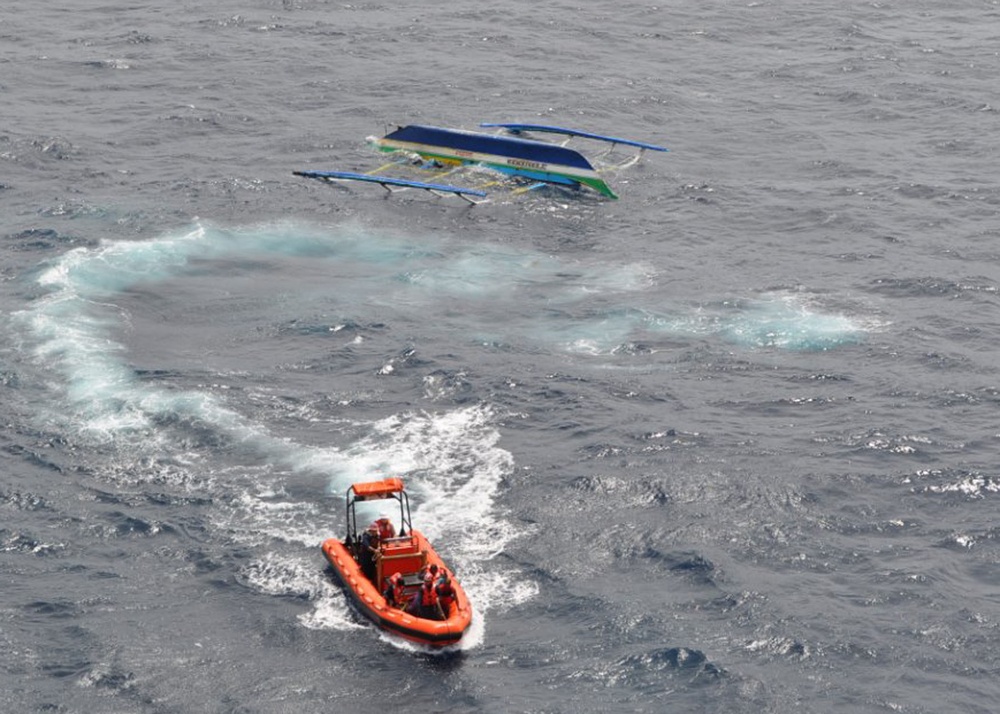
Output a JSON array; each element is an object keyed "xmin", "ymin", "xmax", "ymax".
[{"xmin": 321, "ymin": 477, "xmax": 473, "ymax": 648}]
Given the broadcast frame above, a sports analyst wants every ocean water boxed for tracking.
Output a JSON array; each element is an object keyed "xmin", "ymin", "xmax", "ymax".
[{"xmin": 2, "ymin": 1, "xmax": 999, "ymax": 712}]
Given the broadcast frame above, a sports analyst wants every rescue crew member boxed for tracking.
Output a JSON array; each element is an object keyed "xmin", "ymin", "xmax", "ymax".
[
  {"xmin": 375, "ymin": 515, "xmax": 396, "ymax": 540},
  {"xmin": 435, "ymin": 570, "xmax": 456, "ymax": 616},
  {"xmin": 405, "ymin": 589, "xmax": 421, "ymax": 616},
  {"xmin": 359, "ymin": 524, "xmax": 381, "ymax": 583},
  {"xmin": 418, "ymin": 578, "xmax": 445, "ymax": 620},
  {"xmin": 383, "ymin": 572, "xmax": 405, "ymax": 608}
]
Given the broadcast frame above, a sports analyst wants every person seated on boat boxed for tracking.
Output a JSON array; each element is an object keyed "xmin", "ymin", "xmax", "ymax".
[
  {"xmin": 408, "ymin": 578, "xmax": 444, "ymax": 621},
  {"xmin": 404, "ymin": 589, "xmax": 419, "ymax": 616},
  {"xmin": 405, "ymin": 566, "xmax": 432, "ymax": 615},
  {"xmin": 435, "ymin": 570, "xmax": 456, "ymax": 616},
  {"xmin": 375, "ymin": 514, "xmax": 396, "ymax": 540},
  {"xmin": 419, "ymin": 563, "xmax": 439, "ymax": 584},
  {"xmin": 359, "ymin": 524, "xmax": 381, "ymax": 583},
  {"xmin": 383, "ymin": 571, "xmax": 405, "ymax": 608}
]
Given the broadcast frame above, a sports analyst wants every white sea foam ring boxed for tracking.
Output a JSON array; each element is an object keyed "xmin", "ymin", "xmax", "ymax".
[{"xmin": 23, "ymin": 224, "xmax": 540, "ymax": 641}]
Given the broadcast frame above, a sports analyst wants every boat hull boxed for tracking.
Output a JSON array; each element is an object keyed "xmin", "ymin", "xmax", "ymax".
[
  {"xmin": 371, "ymin": 125, "xmax": 617, "ymax": 198},
  {"xmin": 322, "ymin": 529, "xmax": 473, "ymax": 647}
]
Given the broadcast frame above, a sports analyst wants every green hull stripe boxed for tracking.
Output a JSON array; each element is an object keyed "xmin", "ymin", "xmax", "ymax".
[{"xmin": 374, "ymin": 145, "xmax": 618, "ymax": 199}]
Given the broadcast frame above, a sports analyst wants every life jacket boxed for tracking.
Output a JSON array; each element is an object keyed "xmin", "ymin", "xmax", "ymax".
[
  {"xmin": 420, "ymin": 582, "xmax": 438, "ymax": 607},
  {"xmin": 384, "ymin": 574, "xmax": 405, "ymax": 606},
  {"xmin": 392, "ymin": 577, "xmax": 406, "ymax": 607},
  {"xmin": 376, "ymin": 519, "xmax": 395, "ymax": 540},
  {"xmin": 421, "ymin": 564, "xmax": 439, "ymax": 584},
  {"xmin": 436, "ymin": 581, "xmax": 456, "ymax": 611}
]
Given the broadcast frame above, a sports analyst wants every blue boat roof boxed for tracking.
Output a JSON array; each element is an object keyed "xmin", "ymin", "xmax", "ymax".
[{"xmin": 384, "ymin": 125, "xmax": 595, "ymax": 171}]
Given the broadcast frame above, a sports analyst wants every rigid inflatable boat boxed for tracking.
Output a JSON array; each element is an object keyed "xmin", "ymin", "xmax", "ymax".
[{"xmin": 321, "ymin": 477, "xmax": 473, "ymax": 647}]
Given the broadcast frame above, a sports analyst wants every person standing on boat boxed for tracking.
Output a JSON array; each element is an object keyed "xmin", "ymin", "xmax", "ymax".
[
  {"xmin": 359, "ymin": 523, "xmax": 381, "ymax": 583},
  {"xmin": 375, "ymin": 515, "xmax": 396, "ymax": 540}
]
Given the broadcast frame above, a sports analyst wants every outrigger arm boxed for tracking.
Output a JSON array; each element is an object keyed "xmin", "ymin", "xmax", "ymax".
[
  {"xmin": 480, "ymin": 122, "xmax": 668, "ymax": 171},
  {"xmin": 292, "ymin": 170, "xmax": 488, "ymax": 204},
  {"xmin": 479, "ymin": 123, "xmax": 669, "ymax": 153}
]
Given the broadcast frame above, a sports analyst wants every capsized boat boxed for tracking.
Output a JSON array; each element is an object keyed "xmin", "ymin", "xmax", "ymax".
[
  {"xmin": 294, "ymin": 121, "xmax": 668, "ymax": 202},
  {"xmin": 370, "ymin": 124, "xmax": 620, "ymax": 198},
  {"xmin": 321, "ymin": 477, "xmax": 473, "ymax": 647}
]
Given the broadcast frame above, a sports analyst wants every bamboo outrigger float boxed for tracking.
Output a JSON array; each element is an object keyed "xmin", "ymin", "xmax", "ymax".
[
  {"xmin": 294, "ymin": 121, "xmax": 668, "ymax": 203},
  {"xmin": 321, "ymin": 477, "xmax": 473, "ymax": 648}
]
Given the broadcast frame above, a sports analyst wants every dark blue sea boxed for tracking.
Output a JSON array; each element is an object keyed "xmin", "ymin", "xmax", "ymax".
[{"xmin": 3, "ymin": 2, "xmax": 999, "ymax": 712}]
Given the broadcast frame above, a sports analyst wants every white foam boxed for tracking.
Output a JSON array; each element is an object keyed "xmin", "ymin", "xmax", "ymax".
[
  {"xmin": 14, "ymin": 221, "xmax": 541, "ymax": 648},
  {"xmin": 305, "ymin": 405, "xmax": 535, "ymax": 643},
  {"xmin": 204, "ymin": 401, "xmax": 534, "ymax": 643},
  {"xmin": 639, "ymin": 291, "xmax": 876, "ymax": 351},
  {"xmin": 239, "ymin": 552, "xmax": 364, "ymax": 632},
  {"xmin": 224, "ymin": 490, "xmax": 326, "ymax": 548}
]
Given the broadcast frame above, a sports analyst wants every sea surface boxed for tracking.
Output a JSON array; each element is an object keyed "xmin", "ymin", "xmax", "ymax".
[{"xmin": 2, "ymin": 1, "xmax": 999, "ymax": 712}]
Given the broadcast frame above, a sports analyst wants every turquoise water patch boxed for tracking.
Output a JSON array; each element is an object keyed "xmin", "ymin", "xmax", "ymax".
[{"xmin": 642, "ymin": 294, "xmax": 869, "ymax": 351}]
